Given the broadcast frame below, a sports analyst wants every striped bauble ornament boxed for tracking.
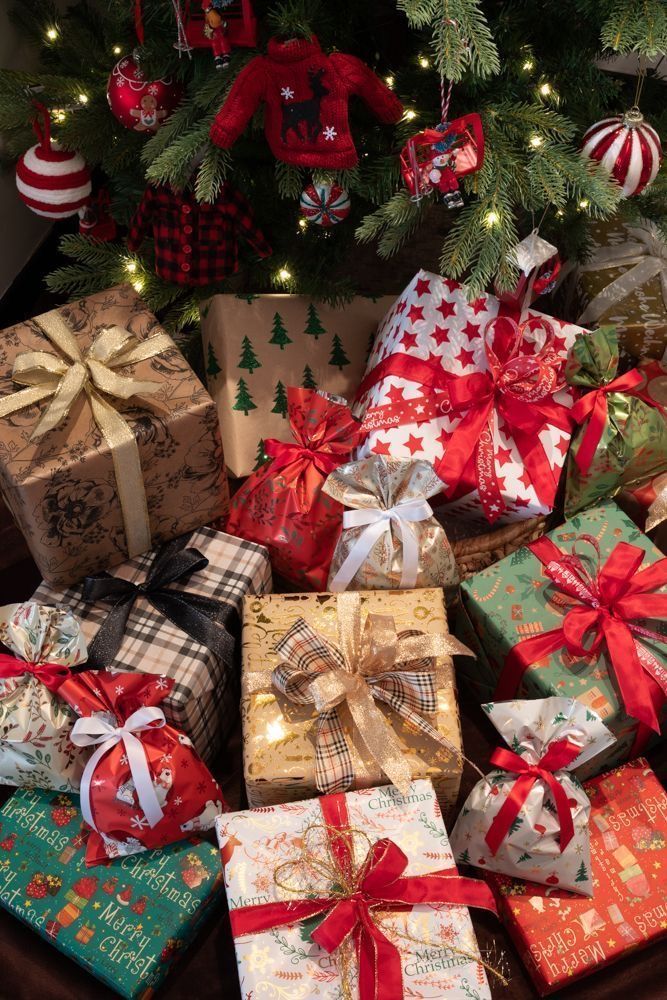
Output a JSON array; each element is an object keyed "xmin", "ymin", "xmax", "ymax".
[
  {"xmin": 15, "ymin": 103, "xmax": 91, "ymax": 219},
  {"xmin": 581, "ymin": 108, "xmax": 662, "ymax": 198},
  {"xmin": 299, "ymin": 182, "xmax": 351, "ymax": 226}
]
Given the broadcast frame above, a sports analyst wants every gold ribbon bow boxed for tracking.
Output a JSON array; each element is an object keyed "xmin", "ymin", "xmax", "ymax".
[
  {"xmin": 577, "ymin": 220, "xmax": 667, "ymax": 326},
  {"xmin": 260, "ymin": 592, "xmax": 473, "ymax": 795},
  {"xmin": 0, "ymin": 309, "xmax": 173, "ymax": 558}
]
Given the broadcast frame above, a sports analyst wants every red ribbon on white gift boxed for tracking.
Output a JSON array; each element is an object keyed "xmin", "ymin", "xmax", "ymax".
[
  {"xmin": 330, "ymin": 497, "xmax": 434, "ymax": 591},
  {"xmin": 71, "ymin": 706, "xmax": 167, "ymax": 832}
]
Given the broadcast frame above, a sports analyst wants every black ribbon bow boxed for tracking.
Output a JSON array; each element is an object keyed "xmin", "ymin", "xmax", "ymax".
[{"xmin": 82, "ymin": 534, "xmax": 238, "ymax": 669}]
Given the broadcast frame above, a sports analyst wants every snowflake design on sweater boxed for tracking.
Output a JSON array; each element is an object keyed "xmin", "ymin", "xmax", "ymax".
[
  {"xmin": 323, "ymin": 125, "xmax": 337, "ymax": 141},
  {"xmin": 280, "ymin": 87, "xmax": 294, "ymax": 100}
]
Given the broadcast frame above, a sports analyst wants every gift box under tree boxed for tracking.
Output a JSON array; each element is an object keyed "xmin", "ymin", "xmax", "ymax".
[
  {"xmin": 31, "ymin": 526, "xmax": 271, "ymax": 764},
  {"xmin": 575, "ymin": 218, "xmax": 667, "ymax": 360},
  {"xmin": 241, "ymin": 587, "xmax": 468, "ymax": 813},
  {"xmin": 490, "ymin": 758, "xmax": 667, "ymax": 995},
  {"xmin": 457, "ymin": 501, "xmax": 667, "ymax": 776},
  {"xmin": 0, "ymin": 787, "xmax": 225, "ymax": 999},
  {"xmin": 0, "ymin": 284, "xmax": 229, "ymax": 587},
  {"xmin": 353, "ymin": 270, "xmax": 586, "ymax": 526},
  {"xmin": 200, "ymin": 292, "xmax": 394, "ymax": 477},
  {"xmin": 216, "ymin": 779, "xmax": 502, "ymax": 1000}
]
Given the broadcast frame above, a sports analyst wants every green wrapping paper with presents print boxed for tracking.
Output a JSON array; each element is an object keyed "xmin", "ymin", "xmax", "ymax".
[
  {"xmin": 457, "ymin": 502, "xmax": 667, "ymax": 778},
  {"xmin": 0, "ymin": 788, "xmax": 225, "ymax": 999},
  {"xmin": 564, "ymin": 326, "xmax": 667, "ymax": 516}
]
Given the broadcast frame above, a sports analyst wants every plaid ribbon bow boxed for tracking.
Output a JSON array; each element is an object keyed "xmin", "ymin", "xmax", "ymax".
[{"xmin": 272, "ymin": 591, "xmax": 471, "ymax": 795}]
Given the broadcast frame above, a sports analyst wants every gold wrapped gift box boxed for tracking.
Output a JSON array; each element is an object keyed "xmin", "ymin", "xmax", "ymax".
[
  {"xmin": 576, "ymin": 219, "xmax": 667, "ymax": 360},
  {"xmin": 241, "ymin": 588, "xmax": 463, "ymax": 815}
]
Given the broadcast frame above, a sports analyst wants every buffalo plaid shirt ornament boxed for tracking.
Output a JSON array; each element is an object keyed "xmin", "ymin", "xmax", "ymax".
[
  {"xmin": 127, "ymin": 182, "xmax": 272, "ymax": 286},
  {"xmin": 269, "ymin": 591, "xmax": 472, "ymax": 795}
]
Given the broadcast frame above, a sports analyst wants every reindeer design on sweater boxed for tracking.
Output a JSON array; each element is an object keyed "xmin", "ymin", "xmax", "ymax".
[{"xmin": 281, "ymin": 67, "xmax": 329, "ymax": 143}]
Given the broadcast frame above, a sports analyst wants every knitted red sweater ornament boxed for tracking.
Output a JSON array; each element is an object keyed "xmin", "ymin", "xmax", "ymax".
[{"xmin": 210, "ymin": 35, "xmax": 403, "ymax": 168}]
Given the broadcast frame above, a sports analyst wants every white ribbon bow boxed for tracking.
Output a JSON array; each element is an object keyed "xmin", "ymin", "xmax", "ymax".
[
  {"xmin": 71, "ymin": 706, "xmax": 166, "ymax": 832},
  {"xmin": 577, "ymin": 221, "xmax": 667, "ymax": 326},
  {"xmin": 330, "ymin": 497, "xmax": 433, "ymax": 591}
]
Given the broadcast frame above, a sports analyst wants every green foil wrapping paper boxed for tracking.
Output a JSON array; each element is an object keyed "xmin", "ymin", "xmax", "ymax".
[
  {"xmin": 564, "ymin": 327, "xmax": 667, "ymax": 516},
  {"xmin": 457, "ymin": 502, "xmax": 667, "ymax": 778}
]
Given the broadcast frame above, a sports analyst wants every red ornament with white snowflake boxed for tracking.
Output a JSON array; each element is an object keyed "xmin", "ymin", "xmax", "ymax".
[
  {"xmin": 353, "ymin": 270, "xmax": 585, "ymax": 525},
  {"xmin": 107, "ymin": 54, "xmax": 183, "ymax": 133},
  {"xmin": 581, "ymin": 108, "xmax": 662, "ymax": 198}
]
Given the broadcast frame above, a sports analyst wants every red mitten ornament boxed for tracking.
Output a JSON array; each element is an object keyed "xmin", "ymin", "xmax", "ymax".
[
  {"xmin": 60, "ymin": 671, "xmax": 227, "ymax": 866},
  {"xmin": 210, "ymin": 35, "xmax": 403, "ymax": 168}
]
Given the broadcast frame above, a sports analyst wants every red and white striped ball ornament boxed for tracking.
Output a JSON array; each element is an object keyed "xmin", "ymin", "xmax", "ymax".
[
  {"xmin": 581, "ymin": 108, "xmax": 662, "ymax": 198},
  {"xmin": 299, "ymin": 182, "xmax": 351, "ymax": 226},
  {"xmin": 15, "ymin": 104, "xmax": 91, "ymax": 219}
]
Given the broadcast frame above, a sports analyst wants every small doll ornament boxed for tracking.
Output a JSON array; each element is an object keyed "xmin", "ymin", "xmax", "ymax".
[
  {"xmin": 450, "ymin": 698, "xmax": 615, "ymax": 895},
  {"xmin": 202, "ymin": 0, "xmax": 235, "ymax": 69}
]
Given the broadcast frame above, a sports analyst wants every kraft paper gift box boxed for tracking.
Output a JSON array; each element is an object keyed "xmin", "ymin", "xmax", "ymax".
[
  {"xmin": 490, "ymin": 758, "xmax": 667, "ymax": 995},
  {"xmin": 457, "ymin": 502, "xmax": 667, "ymax": 777},
  {"xmin": 241, "ymin": 588, "xmax": 466, "ymax": 814},
  {"xmin": 31, "ymin": 526, "xmax": 272, "ymax": 764},
  {"xmin": 200, "ymin": 292, "xmax": 394, "ymax": 477},
  {"xmin": 353, "ymin": 270, "xmax": 584, "ymax": 526},
  {"xmin": 575, "ymin": 218, "xmax": 667, "ymax": 360},
  {"xmin": 216, "ymin": 779, "xmax": 496, "ymax": 1000},
  {"xmin": 0, "ymin": 284, "xmax": 229, "ymax": 588},
  {"xmin": 0, "ymin": 787, "xmax": 225, "ymax": 1000}
]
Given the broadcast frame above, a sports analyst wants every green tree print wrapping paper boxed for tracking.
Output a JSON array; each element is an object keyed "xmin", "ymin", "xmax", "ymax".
[{"xmin": 564, "ymin": 327, "xmax": 667, "ymax": 516}]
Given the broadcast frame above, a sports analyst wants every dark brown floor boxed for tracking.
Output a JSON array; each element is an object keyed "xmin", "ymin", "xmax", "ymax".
[{"xmin": 0, "ymin": 551, "xmax": 665, "ymax": 1000}]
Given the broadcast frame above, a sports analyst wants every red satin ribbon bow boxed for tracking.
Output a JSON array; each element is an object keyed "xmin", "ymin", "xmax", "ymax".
[
  {"xmin": 0, "ymin": 652, "xmax": 71, "ymax": 693},
  {"xmin": 229, "ymin": 793, "xmax": 498, "ymax": 1000},
  {"xmin": 495, "ymin": 535, "xmax": 667, "ymax": 742},
  {"xmin": 485, "ymin": 739, "xmax": 583, "ymax": 856},
  {"xmin": 571, "ymin": 368, "xmax": 649, "ymax": 473},
  {"xmin": 443, "ymin": 314, "xmax": 571, "ymax": 522},
  {"xmin": 263, "ymin": 438, "xmax": 343, "ymax": 478}
]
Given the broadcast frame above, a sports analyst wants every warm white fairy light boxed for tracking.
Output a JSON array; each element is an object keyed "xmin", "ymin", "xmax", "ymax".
[
  {"xmin": 578, "ymin": 198, "xmax": 590, "ymax": 210},
  {"xmin": 522, "ymin": 58, "xmax": 535, "ymax": 72},
  {"xmin": 404, "ymin": 109, "xmax": 417, "ymax": 121},
  {"xmin": 112, "ymin": 45, "xmax": 122, "ymax": 55},
  {"xmin": 538, "ymin": 82, "xmax": 552, "ymax": 97},
  {"xmin": 277, "ymin": 267, "xmax": 292, "ymax": 282},
  {"xmin": 298, "ymin": 218, "xmax": 307, "ymax": 229},
  {"xmin": 78, "ymin": 93, "xmax": 89, "ymax": 104},
  {"xmin": 418, "ymin": 55, "xmax": 430, "ymax": 69},
  {"xmin": 529, "ymin": 134, "xmax": 543, "ymax": 148},
  {"xmin": 485, "ymin": 210, "xmax": 499, "ymax": 227},
  {"xmin": 46, "ymin": 27, "xmax": 58, "ymax": 41},
  {"xmin": 132, "ymin": 278, "xmax": 144, "ymax": 293},
  {"xmin": 52, "ymin": 109, "xmax": 67, "ymax": 123},
  {"xmin": 556, "ymin": 208, "xmax": 564, "ymax": 217},
  {"xmin": 385, "ymin": 75, "xmax": 395, "ymax": 88}
]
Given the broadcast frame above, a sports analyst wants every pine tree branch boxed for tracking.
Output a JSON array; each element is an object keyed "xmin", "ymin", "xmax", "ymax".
[{"xmin": 601, "ymin": 0, "xmax": 667, "ymax": 56}]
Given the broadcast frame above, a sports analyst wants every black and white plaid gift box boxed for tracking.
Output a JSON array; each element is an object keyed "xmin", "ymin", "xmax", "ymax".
[{"xmin": 32, "ymin": 527, "xmax": 272, "ymax": 763}]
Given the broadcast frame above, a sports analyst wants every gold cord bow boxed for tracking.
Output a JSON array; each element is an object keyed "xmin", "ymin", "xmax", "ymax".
[
  {"xmin": 0, "ymin": 309, "xmax": 173, "ymax": 558},
  {"xmin": 254, "ymin": 591, "xmax": 474, "ymax": 795}
]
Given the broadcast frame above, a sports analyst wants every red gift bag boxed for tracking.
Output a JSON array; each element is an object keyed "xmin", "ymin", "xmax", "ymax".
[
  {"xmin": 60, "ymin": 671, "xmax": 227, "ymax": 866},
  {"xmin": 226, "ymin": 388, "xmax": 363, "ymax": 589}
]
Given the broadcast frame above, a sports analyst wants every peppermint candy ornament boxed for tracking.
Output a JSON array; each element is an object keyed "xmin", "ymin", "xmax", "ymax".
[
  {"xmin": 581, "ymin": 108, "xmax": 663, "ymax": 198},
  {"xmin": 15, "ymin": 103, "xmax": 91, "ymax": 219},
  {"xmin": 299, "ymin": 182, "xmax": 350, "ymax": 226},
  {"xmin": 107, "ymin": 53, "xmax": 183, "ymax": 133}
]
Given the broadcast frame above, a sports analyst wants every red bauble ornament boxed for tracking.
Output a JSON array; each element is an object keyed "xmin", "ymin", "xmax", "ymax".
[
  {"xmin": 581, "ymin": 108, "xmax": 663, "ymax": 198},
  {"xmin": 299, "ymin": 182, "xmax": 351, "ymax": 226},
  {"xmin": 16, "ymin": 103, "xmax": 91, "ymax": 219},
  {"xmin": 107, "ymin": 54, "xmax": 183, "ymax": 133}
]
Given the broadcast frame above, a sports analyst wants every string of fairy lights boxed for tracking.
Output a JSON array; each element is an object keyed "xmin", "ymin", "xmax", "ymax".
[{"xmin": 39, "ymin": 17, "xmax": 587, "ymax": 294}]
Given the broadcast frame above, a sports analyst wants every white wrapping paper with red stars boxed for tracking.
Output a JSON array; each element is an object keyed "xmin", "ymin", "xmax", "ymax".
[
  {"xmin": 57, "ymin": 671, "xmax": 227, "ymax": 866},
  {"xmin": 353, "ymin": 271, "xmax": 587, "ymax": 524}
]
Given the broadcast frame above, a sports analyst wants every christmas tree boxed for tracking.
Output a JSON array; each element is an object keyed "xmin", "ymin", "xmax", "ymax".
[
  {"xmin": 575, "ymin": 860, "xmax": 589, "ymax": 882},
  {"xmin": 0, "ymin": 1, "xmax": 665, "ymax": 337},
  {"xmin": 269, "ymin": 312, "xmax": 292, "ymax": 350},
  {"xmin": 302, "ymin": 364, "xmax": 317, "ymax": 389},
  {"xmin": 238, "ymin": 334, "xmax": 261, "ymax": 373},
  {"xmin": 233, "ymin": 378, "xmax": 256, "ymax": 415},
  {"xmin": 304, "ymin": 303, "xmax": 326, "ymax": 338},
  {"xmin": 206, "ymin": 343, "xmax": 221, "ymax": 378},
  {"xmin": 253, "ymin": 438, "xmax": 269, "ymax": 469},
  {"xmin": 329, "ymin": 333, "xmax": 350, "ymax": 370},
  {"xmin": 271, "ymin": 380, "xmax": 288, "ymax": 416}
]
